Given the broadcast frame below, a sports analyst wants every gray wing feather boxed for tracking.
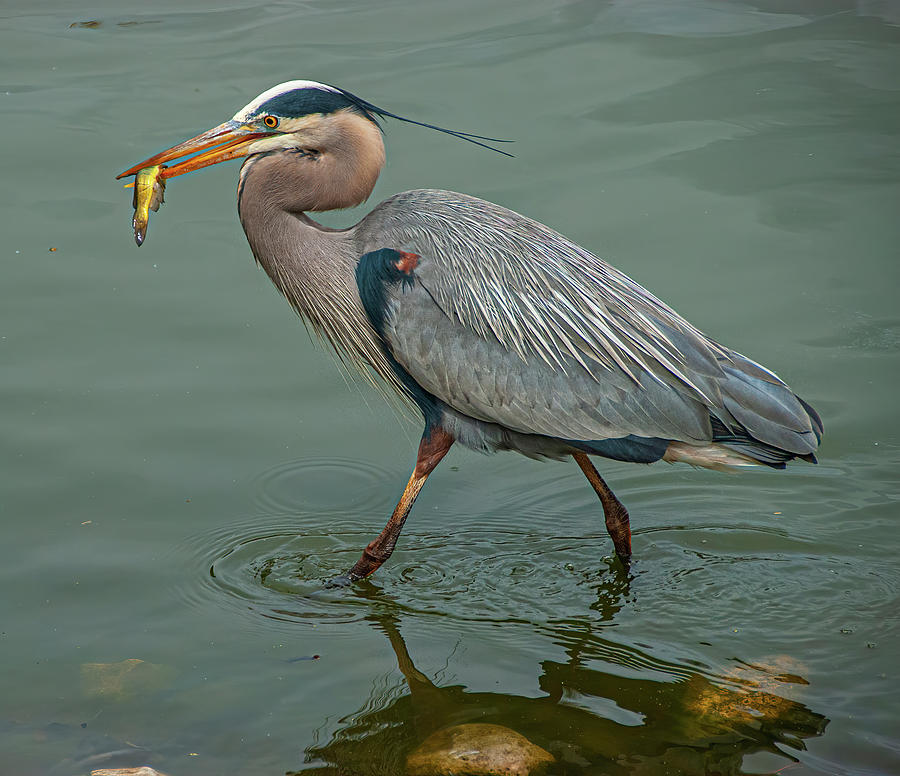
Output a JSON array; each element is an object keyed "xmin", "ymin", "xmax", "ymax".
[
  {"xmin": 354, "ymin": 189, "xmax": 818, "ymax": 453},
  {"xmin": 382, "ymin": 255, "xmax": 713, "ymax": 444}
]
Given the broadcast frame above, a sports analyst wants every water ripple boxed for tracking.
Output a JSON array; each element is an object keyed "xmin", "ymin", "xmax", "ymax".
[
  {"xmin": 171, "ymin": 457, "xmax": 899, "ymax": 644},
  {"xmin": 169, "ymin": 506, "xmax": 633, "ymax": 633},
  {"xmin": 171, "ymin": 514, "xmax": 380, "ymax": 630},
  {"xmin": 250, "ymin": 456, "xmax": 395, "ymax": 514}
]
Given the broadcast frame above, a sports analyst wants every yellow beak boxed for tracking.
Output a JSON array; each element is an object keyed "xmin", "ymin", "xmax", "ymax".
[{"xmin": 117, "ymin": 121, "xmax": 273, "ymax": 181}]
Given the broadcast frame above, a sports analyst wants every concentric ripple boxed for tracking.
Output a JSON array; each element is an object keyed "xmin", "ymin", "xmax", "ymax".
[
  {"xmin": 172, "ymin": 514, "xmax": 383, "ymax": 629},
  {"xmin": 250, "ymin": 456, "xmax": 395, "ymax": 514}
]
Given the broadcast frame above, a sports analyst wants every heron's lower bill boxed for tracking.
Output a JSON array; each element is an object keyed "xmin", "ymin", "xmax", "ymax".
[{"xmin": 130, "ymin": 165, "xmax": 167, "ymax": 246}]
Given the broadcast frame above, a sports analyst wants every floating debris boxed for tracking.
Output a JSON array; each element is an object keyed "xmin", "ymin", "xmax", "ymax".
[{"xmin": 286, "ymin": 654, "xmax": 321, "ymax": 663}]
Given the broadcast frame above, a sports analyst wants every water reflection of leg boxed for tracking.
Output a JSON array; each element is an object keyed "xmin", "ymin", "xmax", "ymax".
[
  {"xmin": 300, "ymin": 599, "xmax": 830, "ymax": 775},
  {"xmin": 589, "ymin": 560, "xmax": 633, "ymax": 620},
  {"xmin": 572, "ymin": 452, "xmax": 632, "ymax": 563}
]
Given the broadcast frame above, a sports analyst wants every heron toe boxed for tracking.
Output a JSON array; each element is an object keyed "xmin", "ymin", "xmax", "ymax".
[{"xmin": 323, "ymin": 572, "xmax": 356, "ymax": 589}]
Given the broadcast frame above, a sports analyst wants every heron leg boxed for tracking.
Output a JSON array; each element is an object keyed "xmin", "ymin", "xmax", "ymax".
[
  {"xmin": 572, "ymin": 452, "xmax": 632, "ymax": 562},
  {"xmin": 341, "ymin": 427, "xmax": 454, "ymax": 583}
]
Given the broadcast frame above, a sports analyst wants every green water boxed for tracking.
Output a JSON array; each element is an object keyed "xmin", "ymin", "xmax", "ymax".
[{"xmin": 2, "ymin": 1, "xmax": 898, "ymax": 774}]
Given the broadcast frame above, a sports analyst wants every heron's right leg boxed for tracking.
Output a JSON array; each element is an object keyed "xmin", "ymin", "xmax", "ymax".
[
  {"xmin": 572, "ymin": 452, "xmax": 632, "ymax": 562},
  {"xmin": 335, "ymin": 427, "xmax": 454, "ymax": 584}
]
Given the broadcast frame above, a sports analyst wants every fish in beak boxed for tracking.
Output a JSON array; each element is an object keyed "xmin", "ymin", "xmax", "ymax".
[
  {"xmin": 131, "ymin": 165, "xmax": 166, "ymax": 246},
  {"xmin": 117, "ymin": 121, "xmax": 273, "ymax": 245}
]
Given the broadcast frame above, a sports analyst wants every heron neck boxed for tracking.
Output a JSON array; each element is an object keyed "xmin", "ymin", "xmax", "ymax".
[{"xmin": 236, "ymin": 158, "xmax": 401, "ymax": 394}]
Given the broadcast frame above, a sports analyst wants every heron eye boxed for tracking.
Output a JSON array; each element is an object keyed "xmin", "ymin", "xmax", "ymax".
[{"xmin": 263, "ymin": 115, "xmax": 279, "ymax": 129}]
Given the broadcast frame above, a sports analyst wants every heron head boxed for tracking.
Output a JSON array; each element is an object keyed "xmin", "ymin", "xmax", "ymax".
[
  {"xmin": 117, "ymin": 81, "xmax": 388, "ymax": 184},
  {"xmin": 117, "ymin": 80, "xmax": 511, "ymax": 186}
]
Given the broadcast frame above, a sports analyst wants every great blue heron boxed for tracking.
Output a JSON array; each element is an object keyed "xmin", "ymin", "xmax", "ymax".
[{"xmin": 118, "ymin": 80, "xmax": 822, "ymax": 583}]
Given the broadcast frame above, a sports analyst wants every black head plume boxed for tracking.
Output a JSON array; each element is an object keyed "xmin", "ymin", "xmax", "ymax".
[{"xmin": 336, "ymin": 88, "xmax": 515, "ymax": 158}]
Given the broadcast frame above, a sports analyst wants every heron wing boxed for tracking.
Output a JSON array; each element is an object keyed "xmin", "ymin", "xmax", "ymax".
[
  {"xmin": 355, "ymin": 189, "xmax": 818, "ymax": 453},
  {"xmin": 384, "ymin": 273, "xmax": 713, "ymax": 442}
]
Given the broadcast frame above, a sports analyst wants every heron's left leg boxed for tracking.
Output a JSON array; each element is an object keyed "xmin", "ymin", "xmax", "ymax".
[
  {"xmin": 572, "ymin": 452, "xmax": 632, "ymax": 562},
  {"xmin": 340, "ymin": 427, "xmax": 454, "ymax": 583}
]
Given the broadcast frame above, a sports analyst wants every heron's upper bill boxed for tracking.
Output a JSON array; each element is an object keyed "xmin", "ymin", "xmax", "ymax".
[{"xmin": 117, "ymin": 121, "xmax": 274, "ymax": 181}]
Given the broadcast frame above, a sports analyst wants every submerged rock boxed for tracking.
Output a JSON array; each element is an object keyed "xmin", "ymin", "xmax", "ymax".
[
  {"xmin": 406, "ymin": 723, "xmax": 553, "ymax": 776},
  {"xmin": 684, "ymin": 654, "xmax": 810, "ymax": 725},
  {"xmin": 81, "ymin": 659, "xmax": 173, "ymax": 700}
]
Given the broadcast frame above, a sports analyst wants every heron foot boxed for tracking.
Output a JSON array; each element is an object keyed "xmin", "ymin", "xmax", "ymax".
[
  {"xmin": 607, "ymin": 510, "xmax": 632, "ymax": 561},
  {"xmin": 323, "ymin": 572, "xmax": 358, "ymax": 589}
]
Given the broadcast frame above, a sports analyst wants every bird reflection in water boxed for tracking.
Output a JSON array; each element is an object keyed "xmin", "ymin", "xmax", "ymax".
[{"xmin": 294, "ymin": 578, "xmax": 828, "ymax": 775}]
